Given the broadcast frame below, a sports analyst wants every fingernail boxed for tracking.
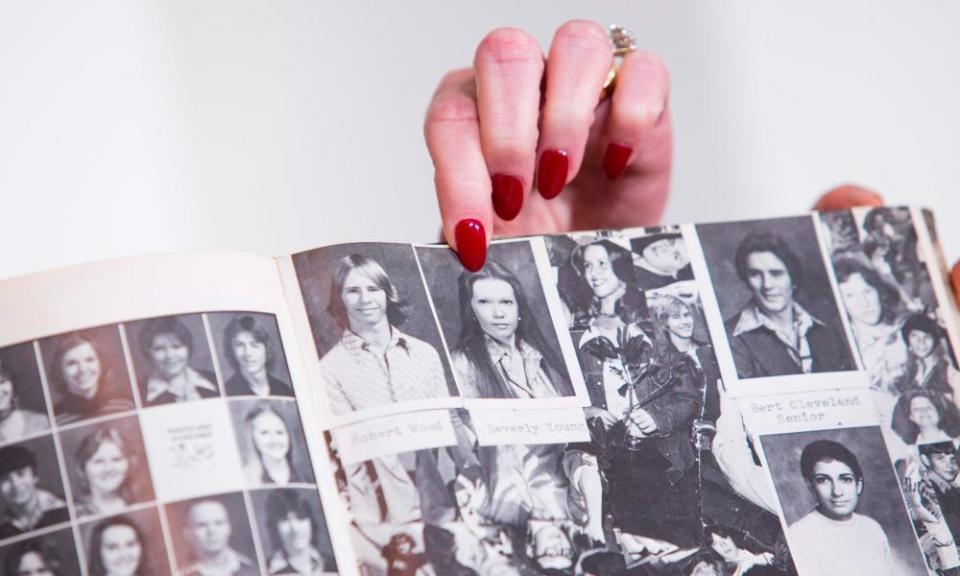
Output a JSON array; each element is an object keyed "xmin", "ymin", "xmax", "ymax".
[
  {"xmin": 491, "ymin": 174, "xmax": 524, "ymax": 221},
  {"xmin": 537, "ymin": 149, "xmax": 568, "ymax": 200},
  {"xmin": 455, "ymin": 219, "xmax": 486, "ymax": 272},
  {"xmin": 602, "ymin": 142, "xmax": 633, "ymax": 180}
]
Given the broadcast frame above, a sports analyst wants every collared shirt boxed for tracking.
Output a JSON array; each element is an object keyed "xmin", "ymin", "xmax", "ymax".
[
  {"xmin": 2, "ymin": 490, "xmax": 65, "ymax": 533},
  {"xmin": 266, "ymin": 547, "xmax": 330, "ymax": 575},
  {"xmin": 178, "ymin": 548, "xmax": 258, "ymax": 576},
  {"xmin": 484, "ymin": 336, "xmax": 558, "ymax": 399},
  {"xmin": 318, "ymin": 328, "xmax": 449, "ymax": 415},
  {"xmin": 146, "ymin": 367, "xmax": 219, "ymax": 404},
  {"xmin": 732, "ymin": 302, "xmax": 823, "ymax": 373}
]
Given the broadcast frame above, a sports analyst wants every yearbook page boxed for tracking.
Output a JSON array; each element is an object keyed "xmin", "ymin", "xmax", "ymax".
[
  {"xmin": 0, "ymin": 252, "xmax": 353, "ymax": 576},
  {"xmin": 280, "ymin": 206, "xmax": 960, "ymax": 576}
]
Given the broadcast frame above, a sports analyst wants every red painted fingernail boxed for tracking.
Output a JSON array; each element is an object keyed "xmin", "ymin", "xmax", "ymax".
[
  {"xmin": 491, "ymin": 174, "xmax": 524, "ymax": 221},
  {"xmin": 603, "ymin": 142, "xmax": 633, "ymax": 180},
  {"xmin": 537, "ymin": 149, "xmax": 568, "ymax": 200},
  {"xmin": 455, "ymin": 219, "xmax": 486, "ymax": 272}
]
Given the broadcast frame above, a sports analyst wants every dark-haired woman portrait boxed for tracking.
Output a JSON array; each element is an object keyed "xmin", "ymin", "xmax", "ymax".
[
  {"xmin": 0, "ymin": 362, "xmax": 48, "ymax": 444},
  {"xmin": 3, "ymin": 537, "xmax": 67, "ymax": 576},
  {"xmin": 450, "ymin": 259, "xmax": 572, "ymax": 399},
  {"xmin": 726, "ymin": 231, "xmax": 852, "ymax": 378},
  {"xmin": 263, "ymin": 490, "xmax": 335, "ymax": 575},
  {"xmin": 222, "ymin": 315, "xmax": 293, "ymax": 398},
  {"xmin": 138, "ymin": 317, "xmax": 219, "ymax": 406},
  {"xmin": 87, "ymin": 515, "xmax": 154, "ymax": 576},
  {"xmin": 50, "ymin": 334, "xmax": 134, "ymax": 425},
  {"xmin": 897, "ymin": 313, "xmax": 960, "ymax": 399},
  {"xmin": 891, "ymin": 388, "xmax": 960, "ymax": 447},
  {"xmin": 317, "ymin": 254, "xmax": 450, "ymax": 415}
]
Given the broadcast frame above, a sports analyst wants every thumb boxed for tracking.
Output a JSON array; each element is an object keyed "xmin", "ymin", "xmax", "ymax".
[{"xmin": 813, "ymin": 184, "xmax": 884, "ymax": 211}]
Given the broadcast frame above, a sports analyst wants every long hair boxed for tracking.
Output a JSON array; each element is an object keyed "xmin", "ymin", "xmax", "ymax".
[
  {"xmin": 88, "ymin": 515, "xmax": 152, "ymax": 576},
  {"xmin": 4, "ymin": 537, "xmax": 64, "ymax": 576},
  {"xmin": 453, "ymin": 260, "xmax": 571, "ymax": 399},
  {"xmin": 264, "ymin": 490, "xmax": 317, "ymax": 555},
  {"xmin": 222, "ymin": 315, "xmax": 277, "ymax": 373},
  {"xmin": 49, "ymin": 333, "xmax": 107, "ymax": 398},
  {"xmin": 891, "ymin": 388, "xmax": 960, "ymax": 445},
  {"xmin": 833, "ymin": 257, "xmax": 902, "ymax": 326},
  {"xmin": 569, "ymin": 240, "xmax": 642, "ymax": 324},
  {"xmin": 75, "ymin": 426, "xmax": 135, "ymax": 503},
  {"xmin": 326, "ymin": 254, "xmax": 409, "ymax": 330},
  {"xmin": 245, "ymin": 403, "xmax": 294, "ymax": 473},
  {"xmin": 0, "ymin": 360, "xmax": 18, "ymax": 415}
]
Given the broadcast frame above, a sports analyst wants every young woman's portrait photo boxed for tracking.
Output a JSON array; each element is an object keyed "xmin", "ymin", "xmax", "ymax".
[
  {"xmin": 0, "ymin": 342, "xmax": 49, "ymax": 445},
  {"xmin": 292, "ymin": 242, "xmax": 458, "ymax": 419},
  {"xmin": 80, "ymin": 507, "xmax": 170, "ymax": 576},
  {"xmin": 208, "ymin": 312, "xmax": 294, "ymax": 399},
  {"xmin": 760, "ymin": 426, "xmax": 926, "ymax": 576},
  {"xmin": 59, "ymin": 415, "xmax": 155, "ymax": 519},
  {"xmin": 0, "ymin": 528, "xmax": 81, "ymax": 576},
  {"xmin": 250, "ymin": 488, "xmax": 337, "ymax": 575},
  {"xmin": 228, "ymin": 399, "xmax": 315, "ymax": 487},
  {"xmin": 416, "ymin": 240, "xmax": 581, "ymax": 404},
  {"xmin": 125, "ymin": 315, "xmax": 220, "ymax": 407},
  {"xmin": 697, "ymin": 216, "xmax": 857, "ymax": 380},
  {"xmin": 40, "ymin": 325, "xmax": 135, "ymax": 426}
]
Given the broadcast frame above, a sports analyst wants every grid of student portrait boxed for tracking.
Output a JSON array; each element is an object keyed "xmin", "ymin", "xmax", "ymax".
[
  {"xmin": 415, "ymin": 238, "xmax": 588, "ymax": 408},
  {"xmin": 0, "ymin": 310, "xmax": 339, "ymax": 575},
  {"xmin": 696, "ymin": 215, "xmax": 859, "ymax": 383},
  {"xmin": 759, "ymin": 426, "xmax": 928, "ymax": 575},
  {"xmin": 292, "ymin": 242, "xmax": 462, "ymax": 424}
]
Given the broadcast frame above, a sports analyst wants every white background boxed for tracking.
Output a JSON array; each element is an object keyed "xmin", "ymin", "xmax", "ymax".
[{"xmin": 1, "ymin": 1, "xmax": 958, "ymax": 281}]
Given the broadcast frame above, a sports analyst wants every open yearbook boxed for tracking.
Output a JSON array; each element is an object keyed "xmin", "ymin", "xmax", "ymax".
[{"xmin": 0, "ymin": 206, "xmax": 957, "ymax": 576}]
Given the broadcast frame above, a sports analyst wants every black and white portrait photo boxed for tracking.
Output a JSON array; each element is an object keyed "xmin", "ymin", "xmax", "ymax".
[
  {"xmin": 207, "ymin": 312, "xmax": 294, "ymax": 399},
  {"xmin": 0, "ymin": 342, "xmax": 49, "ymax": 446},
  {"xmin": 0, "ymin": 436, "xmax": 68, "ymax": 541},
  {"xmin": 292, "ymin": 242, "xmax": 458, "ymax": 418},
  {"xmin": 165, "ymin": 492, "xmax": 259, "ymax": 576},
  {"xmin": 228, "ymin": 399, "xmax": 315, "ymax": 487},
  {"xmin": 0, "ymin": 528, "xmax": 81, "ymax": 576},
  {"xmin": 126, "ymin": 314, "xmax": 221, "ymax": 407},
  {"xmin": 249, "ymin": 488, "xmax": 337, "ymax": 575},
  {"xmin": 39, "ymin": 325, "xmax": 136, "ymax": 426},
  {"xmin": 697, "ymin": 216, "xmax": 857, "ymax": 380},
  {"xmin": 59, "ymin": 415, "xmax": 155, "ymax": 519},
  {"xmin": 416, "ymin": 240, "xmax": 580, "ymax": 402},
  {"xmin": 80, "ymin": 507, "xmax": 171, "ymax": 576},
  {"xmin": 760, "ymin": 426, "xmax": 927, "ymax": 575},
  {"xmin": 631, "ymin": 229, "xmax": 694, "ymax": 290}
]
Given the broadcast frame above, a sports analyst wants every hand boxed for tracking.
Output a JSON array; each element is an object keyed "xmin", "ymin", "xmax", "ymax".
[
  {"xmin": 814, "ymin": 185, "xmax": 960, "ymax": 308},
  {"xmin": 425, "ymin": 20, "xmax": 672, "ymax": 270},
  {"xmin": 628, "ymin": 407, "xmax": 659, "ymax": 436}
]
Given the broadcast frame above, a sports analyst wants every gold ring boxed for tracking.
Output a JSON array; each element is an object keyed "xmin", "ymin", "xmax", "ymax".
[{"xmin": 600, "ymin": 24, "xmax": 637, "ymax": 102}]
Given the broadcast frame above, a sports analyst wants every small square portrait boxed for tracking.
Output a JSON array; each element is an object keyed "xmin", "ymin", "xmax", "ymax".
[
  {"xmin": 39, "ymin": 326, "xmax": 136, "ymax": 426},
  {"xmin": 292, "ymin": 243, "xmax": 458, "ymax": 419},
  {"xmin": 249, "ymin": 488, "xmax": 337, "ymax": 575},
  {"xmin": 0, "ymin": 527, "xmax": 81, "ymax": 576},
  {"xmin": 228, "ymin": 399, "xmax": 315, "ymax": 487},
  {"xmin": 0, "ymin": 342, "xmax": 50, "ymax": 446},
  {"xmin": 630, "ymin": 228, "xmax": 694, "ymax": 290},
  {"xmin": 126, "ymin": 314, "xmax": 221, "ymax": 407},
  {"xmin": 80, "ymin": 506, "xmax": 171, "ymax": 576},
  {"xmin": 760, "ymin": 426, "xmax": 927, "ymax": 576},
  {"xmin": 697, "ymin": 216, "xmax": 857, "ymax": 379},
  {"xmin": 208, "ymin": 312, "xmax": 295, "ymax": 399},
  {"xmin": 165, "ymin": 492, "xmax": 259, "ymax": 576},
  {"xmin": 416, "ymin": 240, "xmax": 580, "ymax": 402},
  {"xmin": 0, "ymin": 435, "xmax": 69, "ymax": 542},
  {"xmin": 59, "ymin": 415, "xmax": 155, "ymax": 520}
]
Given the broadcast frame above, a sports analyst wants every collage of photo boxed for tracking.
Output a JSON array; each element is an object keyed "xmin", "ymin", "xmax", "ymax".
[{"xmin": 0, "ymin": 311, "xmax": 337, "ymax": 576}]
